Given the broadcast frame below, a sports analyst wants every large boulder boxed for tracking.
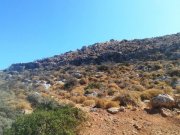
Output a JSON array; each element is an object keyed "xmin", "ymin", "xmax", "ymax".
[{"xmin": 150, "ymin": 94, "xmax": 175, "ymax": 108}]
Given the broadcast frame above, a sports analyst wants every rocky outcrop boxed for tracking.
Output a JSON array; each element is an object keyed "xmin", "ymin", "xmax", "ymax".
[{"xmin": 7, "ymin": 33, "xmax": 180, "ymax": 72}]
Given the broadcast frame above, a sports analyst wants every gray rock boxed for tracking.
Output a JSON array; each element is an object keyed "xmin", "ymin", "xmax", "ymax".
[
  {"xmin": 119, "ymin": 106, "xmax": 126, "ymax": 112},
  {"xmin": 160, "ymin": 108, "xmax": 173, "ymax": 117},
  {"xmin": 133, "ymin": 124, "xmax": 142, "ymax": 130},
  {"xmin": 107, "ymin": 107, "xmax": 119, "ymax": 114},
  {"xmin": 73, "ymin": 72, "xmax": 83, "ymax": 79},
  {"xmin": 151, "ymin": 94, "xmax": 175, "ymax": 108}
]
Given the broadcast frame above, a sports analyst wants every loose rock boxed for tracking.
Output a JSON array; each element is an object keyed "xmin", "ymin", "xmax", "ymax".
[{"xmin": 107, "ymin": 107, "xmax": 119, "ymax": 114}]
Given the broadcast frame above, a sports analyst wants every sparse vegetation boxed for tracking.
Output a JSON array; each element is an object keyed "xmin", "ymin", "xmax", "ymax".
[
  {"xmin": 4, "ymin": 106, "xmax": 85, "ymax": 135},
  {"xmin": 0, "ymin": 33, "xmax": 180, "ymax": 134}
]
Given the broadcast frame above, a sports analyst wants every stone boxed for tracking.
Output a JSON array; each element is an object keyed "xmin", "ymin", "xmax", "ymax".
[
  {"xmin": 119, "ymin": 106, "xmax": 126, "ymax": 112},
  {"xmin": 22, "ymin": 109, "xmax": 33, "ymax": 114},
  {"xmin": 160, "ymin": 108, "xmax": 173, "ymax": 117},
  {"xmin": 131, "ymin": 107, "xmax": 138, "ymax": 111},
  {"xmin": 151, "ymin": 94, "xmax": 175, "ymax": 108},
  {"xmin": 133, "ymin": 124, "xmax": 142, "ymax": 130},
  {"xmin": 107, "ymin": 107, "xmax": 119, "ymax": 114},
  {"xmin": 90, "ymin": 108, "xmax": 98, "ymax": 112},
  {"xmin": 73, "ymin": 72, "xmax": 83, "ymax": 79}
]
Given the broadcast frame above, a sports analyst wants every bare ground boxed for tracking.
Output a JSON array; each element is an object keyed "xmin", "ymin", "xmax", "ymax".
[{"xmin": 78, "ymin": 109, "xmax": 180, "ymax": 135}]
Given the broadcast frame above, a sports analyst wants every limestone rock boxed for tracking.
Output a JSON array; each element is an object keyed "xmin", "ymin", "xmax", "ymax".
[
  {"xmin": 107, "ymin": 107, "xmax": 119, "ymax": 114},
  {"xmin": 151, "ymin": 94, "xmax": 175, "ymax": 108}
]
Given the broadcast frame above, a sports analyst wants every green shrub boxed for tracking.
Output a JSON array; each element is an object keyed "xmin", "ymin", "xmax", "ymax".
[
  {"xmin": 4, "ymin": 106, "xmax": 85, "ymax": 135},
  {"xmin": 85, "ymin": 82, "xmax": 102, "ymax": 90},
  {"xmin": 167, "ymin": 69, "xmax": 180, "ymax": 77},
  {"xmin": 64, "ymin": 78, "xmax": 78, "ymax": 90},
  {"xmin": 97, "ymin": 65, "xmax": 109, "ymax": 71}
]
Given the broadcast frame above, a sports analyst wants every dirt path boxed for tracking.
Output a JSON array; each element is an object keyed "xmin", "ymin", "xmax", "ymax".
[{"xmin": 78, "ymin": 109, "xmax": 180, "ymax": 135}]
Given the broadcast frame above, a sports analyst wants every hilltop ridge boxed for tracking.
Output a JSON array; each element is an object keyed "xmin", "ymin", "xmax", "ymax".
[{"xmin": 7, "ymin": 33, "xmax": 180, "ymax": 72}]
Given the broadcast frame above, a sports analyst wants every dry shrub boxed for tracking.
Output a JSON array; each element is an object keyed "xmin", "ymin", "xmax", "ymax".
[
  {"xmin": 86, "ymin": 96, "xmax": 98, "ymax": 101},
  {"xmin": 79, "ymin": 78, "xmax": 88, "ymax": 85},
  {"xmin": 131, "ymin": 84, "xmax": 145, "ymax": 91},
  {"xmin": 83, "ymin": 100, "xmax": 96, "ymax": 107},
  {"xmin": 105, "ymin": 101, "xmax": 120, "ymax": 109},
  {"xmin": 108, "ymin": 83, "xmax": 119, "ymax": 90},
  {"xmin": 16, "ymin": 100, "xmax": 32, "ymax": 110},
  {"xmin": 51, "ymin": 83, "xmax": 64, "ymax": 91},
  {"xmin": 95, "ymin": 99, "xmax": 108, "ymax": 109},
  {"xmin": 71, "ymin": 86, "xmax": 84, "ymax": 96},
  {"xmin": 113, "ymin": 91, "xmax": 141, "ymax": 107},
  {"xmin": 17, "ymin": 92, "xmax": 26, "ymax": 99},
  {"xmin": 58, "ymin": 91, "xmax": 71, "ymax": 98},
  {"xmin": 64, "ymin": 93, "xmax": 71, "ymax": 98},
  {"xmin": 70, "ymin": 96, "xmax": 87, "ymax": 104},
  {"xmin": 41, "ymin": 92, "xmax": 50, "ymax": 97},
  {"xmin": 176, "ymin": 86, "xmax": 180, "ymax": 93},
  {"xmin": 64, "ymin": 78, "xmax": 78, "ymax": 90},
  {"xmin": 163, "ymin": 87, "xmax": 173, "ymax": 95},
  {"xmin": 89, "ymin": 77, "xmax": 98, "ymax": 82},
  {"xmin": 95, "ymin": 99, "xmax": 119, "ymax": 109},
  {"xmin": 107, "ymin": 89, "xmax": 118, "ymax": 96},
  {"xmin": 140, "ymin": 89, "xmax": 164, "ymax": 100}
]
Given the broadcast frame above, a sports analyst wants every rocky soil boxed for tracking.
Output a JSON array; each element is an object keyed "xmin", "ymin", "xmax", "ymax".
[{"xmin": 79, "ymin": 109, "xmax": 180, "ymax": 135}]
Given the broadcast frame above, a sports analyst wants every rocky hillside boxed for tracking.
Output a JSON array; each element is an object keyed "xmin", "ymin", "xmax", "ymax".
[
  {"xmin": 7, "ymin": 33, "xmax": 180, "ymax": 72},
  {"xmin": 1, "ymin": 33, "xmax": 180, "ymax": 135}
]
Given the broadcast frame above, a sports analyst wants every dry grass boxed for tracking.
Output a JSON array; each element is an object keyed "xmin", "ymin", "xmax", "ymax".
[
  {"xmin": 105, "ymin": 101, "xmax": 120, "ymax": 109},
  {"xmin": 16, "ymin": 100, "xmax": 32, "ymax": 110},
  {"xmin": 140, "ymin": 89, "xmax": 164, "ymax": 100},
  {"xmin": 175, "ymin": 86, "xmax": 180, "ymax": 94},
  {"xmin": 113, "ymin": 91, "xmax": 141, "ymax": 107},
  {"xmin": 70, "ymin": 96, "xmax": 87, "ymax": 104},
  {"xmin": 71, "ymin": 86, "xmax": 85, "ymax": 96},
  {"xmin": 95, "ymin": 99, "xmax": 120, "ymax": 109},
  {"xmin": 108, "ymin": 83, "xmax": 119, "ymax": 90},
  {"xmin": 83, "ymin": 100, "xmax": 96, "ymax": 107}
]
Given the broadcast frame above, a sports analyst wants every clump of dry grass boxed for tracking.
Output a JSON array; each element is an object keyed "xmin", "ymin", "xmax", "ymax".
[
  {"xmin": 108, "ymin": 83, "xmax": 119, "ymax": 90},
  {"xmin": 105, "ymin": 101, "xmax": 120, "ymax": 109},
  {"xmin": 71, "ymin": 86, "xmax": 85, "ymax": 96},
  {"xmin": 83, "ymin": 100, "xmax": 96, "ymax": 107},
  {"xmin": 95, "ymin": 99, "xmax": 119, "ymax": 109},
  {"xmin": 140, "ymin": 89, "xmax": 164, "ymax": 100},
  {"xmin": 58, "ymin": 91, "xmax": 71, "ymax": 98},
  {"xmin": 70, "ymin": 96, "xmax": 87, "ymax": 104},
  {"xmin": 176, "ymin": 86, "xmax": 180, "ymax": 94},
  {"xmin": 16, "ymin": 100, "xmax": 32, "ymax": 110},
  {"xmin": 113, "ymin": 91, "xmax": 141, "ymax": 107},
  {"xmin": 131, "ymin": 84, "xmax": 145, "ymax": 91}
]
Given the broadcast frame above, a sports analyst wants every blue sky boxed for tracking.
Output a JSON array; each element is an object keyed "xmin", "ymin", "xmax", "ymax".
[{"xmin": 0, "ymin": 0, "xmax": 180, "ymax": 69}]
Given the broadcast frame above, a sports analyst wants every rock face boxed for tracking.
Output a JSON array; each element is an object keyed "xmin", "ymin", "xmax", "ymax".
[
  {"xmin": 107, "ymin": 107, "xmax": 119, "ymax": 114},
  {"xmin": 150, "ymin": 94, "xmax": 175, "ymax": 108},
  {"xmin": 6, "ymin": 33, "xmax": 180, "ymax": 72}
]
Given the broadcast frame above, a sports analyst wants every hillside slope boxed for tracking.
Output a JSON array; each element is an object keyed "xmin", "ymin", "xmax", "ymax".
[
  {"xmin": 1, "ymin": 33, "xmax": 180, "ymax": 135},
  {"xmin": 7, "ymin": 33, "xmax": 180, "ymax": 72}
]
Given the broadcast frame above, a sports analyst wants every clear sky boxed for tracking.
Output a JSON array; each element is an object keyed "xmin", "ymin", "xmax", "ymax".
[{"xmin": 0, "ymin": 0, "xmax": 180, "ymax": 69}]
